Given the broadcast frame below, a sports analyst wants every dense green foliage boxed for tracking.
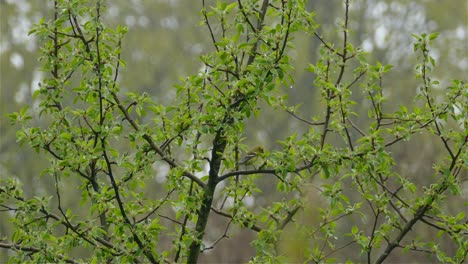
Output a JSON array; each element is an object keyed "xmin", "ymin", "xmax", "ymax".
[{"xmin": 1, "ymin": 0, "xmax": 466, "ymax": 263}]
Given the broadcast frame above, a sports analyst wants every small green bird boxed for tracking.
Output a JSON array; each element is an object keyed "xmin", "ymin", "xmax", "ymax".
[{"xmin": 239, "ymin": 146, "xmax": 264, "ymax": 165}]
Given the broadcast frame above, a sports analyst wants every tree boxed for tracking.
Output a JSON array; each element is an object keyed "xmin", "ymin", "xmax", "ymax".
[{"xmin": 1, "ymin": 0, "xmax": 466, "ymax": 263}]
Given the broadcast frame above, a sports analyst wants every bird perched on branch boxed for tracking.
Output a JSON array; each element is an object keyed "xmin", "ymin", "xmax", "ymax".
[{"xmin": 239, "ymin": 146, "xmax": 264, "ymax": 165}]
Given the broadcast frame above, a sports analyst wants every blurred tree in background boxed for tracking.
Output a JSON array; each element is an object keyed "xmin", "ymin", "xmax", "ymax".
[{"xmin": 1, "ymin": 0, "xmax": 466, "ymax": 263}]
